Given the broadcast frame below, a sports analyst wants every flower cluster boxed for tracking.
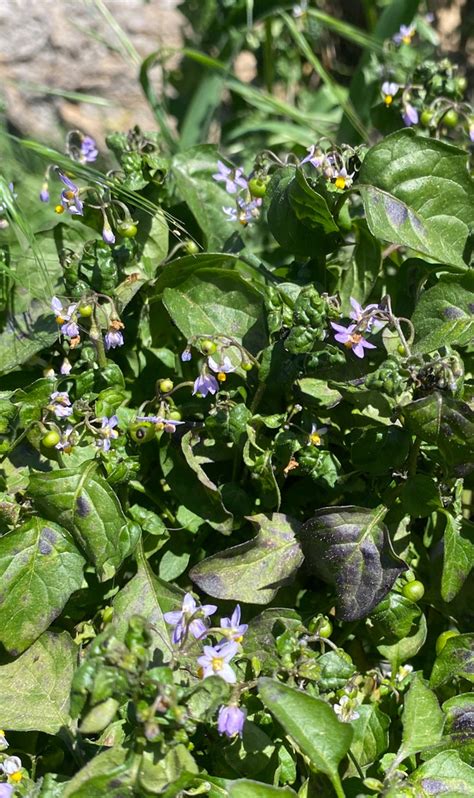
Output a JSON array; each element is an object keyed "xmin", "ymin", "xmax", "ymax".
[
  {"xmin": 300, "ymin": 147, "xmax": 355, "ymax": 190},
  {"xmin": 165, "ymin": 594, "xmax": 248, "ymax": 738},
  {"xmin": 330, "ymin": 297, "xmax": 380, "ymax": 359},
  {"xmin": 51, "ymin": 297, "xmax": 125, "ymax": 353},
  {"xmin": 213, "ymin": 160, "xmax": 263, "ymax": 225}
]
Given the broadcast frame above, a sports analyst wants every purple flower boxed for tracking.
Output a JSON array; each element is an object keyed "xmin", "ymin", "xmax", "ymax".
[
  {"xmin": 0, "ymin": 183, "xmax": 16, "ymax": 215},
  {"xmin": 0, "ymin": 785, "xmax": 14, "ymax": 798},
  {"xmin": 223, "ymin": 206, "xmax": 238, "ymax": 222},
  {"xmin": 469, "ymin": 123, "xmax": 474, "ymax": 143},
  {"xmin": 80, "ymin": 136, "xmax": 98, "ymax": 163},
  {"xmin": 220, "ymin": 605, "xmax": 248, "ymax": 642},
  {"xmin": 402, "ymin": 103, "xmax": 419, "ymax": 126},
  {"xmin": 381, "ymin": 81, "xmax": 399, "ymax": 105},
  {"xmin": 212, "ymin": 161, "xmax": 248, "ymax": 194},
  {"xmin": 181, "ymin": 349, "xmax": 192, "ymax": 362},
  {"xmin": 198, "ymin": 640, "xmax": 239, "ymax": 683},
  {"xmin": 0, "ymin": 756, "xmax": 21, "ymax": 777},
  {"xmin": 60, "ymin": 357, "xmax": 72, "ymax": 375},
  {"xmin": 49, "ymin": 391, "xmax": 73, "ymax": 419},
  {"xmin": 136, "ymin": 415, "xmax": 185, "ymax": 434},
  {"xmin": 102, "ymin": 218, "xmax": 115, "ymax": 245},
  {"xmin": 331, "ymin": 322, "xmax": 376, "ymax": 359},
  {"xmin": 223, "ymin": 197, "xmax": 262, "ymax": 225},
  {"xmin": 58, "ymin": 172, "xmax": 83, "ymax": 215},
  {"xmin": 40, "ymin": 182, "xmax": 50, "ymax": 202},
  {"xmin": 393, "ymin": 24, "xmax": 415, "ymax": 45},
  {"xmin": 333, "ymin": 167, "xmax": 354, "ymax": 190},
  {"xmin": 51, "ymin": 297, "xmax": 80, "ymax": 339},
  {"xmin": 104, "ymin": 329, "xmax": 124, "ymax": 350},
  {"xmin": 164, "ymin": 592, "xmax": 217, "ymax": 644},
  {"xmin": 56, "ymin": 425, "xmax": 75, "ymax": 453},
  {"xmin": 217, "ymin": 705, "xmax": 246, "ymax": 738},
  {"xmin": 96, "ymin": 415, "xmax": 119, "ymax": 452},
  {"xmin": 193, "ymin": 373, "xmax": 219, "ymax": 397},
  {"xmin": 300, "ymin": 145, "xmax": 325, "ymax": 169}
]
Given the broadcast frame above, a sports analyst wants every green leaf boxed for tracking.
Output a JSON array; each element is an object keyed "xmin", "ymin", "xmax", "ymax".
[
  {"xmin": 0, "ymin": 517, "xmax": 85, "ymax": 655},
  {"xmin": 397, "ymin": 674, "xmax": 444, "ymax": 764},
  {"xmin": 225, "ymin": 722, "xmax": 276, "ymax": 779},
  {"xmin": 0, "ymin": 631, "xmax": 76, "ymax": 734},
  {"xmin": 171, "ymin": 144, "xmax": 236, "ymax": 249},
  {"xmin": 28, "ymin": 462, "xmax": 139, "ymax": 580},
  {"xmin": 160, "ymin": 438, "xmax": 234, "ymax": 534},
  {"xmin": 401, "ymin": 392, "xmax": 474, "ymax": 469},
  {"xmin": 289, "ymin": 170, "xmax": 340, "ymax": 234},
  {"xmin": 431, "ymin": 634, "xmax": 474, "ymax": 688},
  {"xmin": 410, "ymin": 750, "xmax": 474, "ymax": 796},
  {"xmin": 154, "ymin": 253, "xmax": 241, "ymax": 294},
  {"xmin": 412, "ymin": 273, "xmax": 474, "ymax": 354},
  {"xmin": 62, "ymin": 748, "xmax": 130, "ymax": 798},
  {"xmin": 358, "ymin": 130, "xmax": 474, "ymax": 269},
  {"xmin": 442, "ymin": 513, "xmax": 474, "ymax": 602},
  {"xmin": 0, "ymin": 306, "xmax": 57, "ymax": 376},
  {"xmin": 113, "ymin": 543, "xmax": 181, "ymax": 662},
  {"xmin": 180, "ymin": 431, "xmax": 234, "ymax": 534},
  {"xmin": 228, "ymin": 781, "xmax": 297, "ymax": 798},
  {"xmin": 300, "ymin": 506, "xmax": 406, "ymax": 620},
  {"xmin": 400, "ymin": 475, "xmax": 442, "ymax": 518},
  {"xmin": 340, "ymin": 221, "xmax": 382, "ymax": 314},
  {"xmin": 162, "ymin": 268, "xmax": 267, "ymax": 353},
  {"xmin": 135, "ymin": 208, "xmax": 169, "ymax": 278},
  {"xmin": 370, "ymin": 592, "xmax": 421, "ymax": 645},
  {"xmin": 378, "ymin": 613, "xmax": 427, "ymax": 670},
  {"xmin": 349, "ymin": 705, "xmax": 390, "ymax": 770},
  {"xmin": 258, "ymin": 678, "xmax": 352, "ymax": 797},
  {"xmin": 189, "ymin": 513, "xmax": 304, "ymax": 604},
  {"xmin": 350, "ymin": 426, "xmax": 411, "ymax": 475},
  {"xmin": 265, "ymin": 167, "xmax": 339, "ymax": 256}
]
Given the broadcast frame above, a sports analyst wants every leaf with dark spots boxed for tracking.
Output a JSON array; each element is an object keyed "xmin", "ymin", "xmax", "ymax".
[
  {"xmin": 401, "ymin": 393, "xmax": 474, "ymax": 469},
  {"xmin": 28, "ymin": 462, "xmax": 139, "ymax": 580},
  {"xmin": 299, "ymin": 506, "xmax": 406, "ymax": 620},
  {"xmin": 412, "ymin": 273, "xmax": 474, "ymax": 353},
  {"xmin": 190, "ymin": 513, "xmax": 304, "ymax": 604},
  {"xmin": 0, "ymin": 518, "xmax": 85, "ymax": 654},
  {"xmin": 76, "ymin": 496, "xmax": 91, "ymax": 517},
  {"xmin": 431, "ymin": 634, "xmax": 474, "ymax": 688}
]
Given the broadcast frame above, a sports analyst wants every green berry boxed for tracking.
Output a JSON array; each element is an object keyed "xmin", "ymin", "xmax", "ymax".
[
  {"xmin": 248, "ymin": 177, "xmax": 268, "ymax": 198},
  {"xmin": 200, "ymin": 339, "xmax": 217, "ymax": 355},
  {"xmin": 184, "ymin": 240, "xmax": 199, "ymax": 255},
  {"xmin": 420, "ymin": 109, "xmax": 434, "ymax": 127},
  {"xmin": 78, "ymin": 304, "xmax": 93, "ymax": 318},
  {"xmin": 241, "ymin": 361, "xmax": 253, "ymax": 372},
  {"xmin": 128, "ymin": 421, "xmax": 155, "ymax": 444},
  {"xmin": 42, "ymin": 430, "xmax": 61, "ymax": 448},
  {"xmin": 436, "ymin": 630, "xmax": 459, "ymax": 655},
  {"xmin": 318, "ymin": 619, "xmax": 333, "ymax": 638},
  {"xmin": 454, "ymin": 76, "xmax": 467, "ymax": 94},
  {"xmin": 118, "ymin": 221, "xmax": 138, "ymax": 238},
  {"xmin": 168, "ymin": 410, "xmax": 182, "ymax": 421},
  {"xmin": 159, "ymin": 378, "xmax": 174, "ymax": 394},
  {"xmin": 443, "ymin": 109, "xmax": 459, "ymax": 128},
  {"xmin": 402, "ymin": 580, "xmax": 425, "ymax": 602}
]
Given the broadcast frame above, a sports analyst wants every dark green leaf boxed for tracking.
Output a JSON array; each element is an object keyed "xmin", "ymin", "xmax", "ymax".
[
  {"xmin": 412, "ymin": 273, "xmax": 474, "ymax": 353},
  {"xmin": 28, "ymin": 462, "xmax": 139, "ymax": 580},
  {"xmin": 370, "ymin": 592, "xmax": 421, "ymax": 645},
  {"xmin": 410, "ymin": 750, "xmax": 474, "ymax": 795},
  {"xmin": 401, "ymin": 392, "xmax": 474, "ymax": 470},
  {"xmin": 442, "ymin": 513, "xmax": 474, "ymax": 602},
  {"xmin": 358, "ymin": 131, "xmax": 474, "ymax": 269},
  {"xmin": 258, "ymin": 677, "xmax": 352, "ymax": 795},
  {"xmin": 189, "ymin": 513, "xmax": 304, "ymax": 604},
  {"xmin": 289, "ymin": 170, "xmax": 339, "ymax": 234},
  {"xmin": 350, "ymin": 426, "xmax": 411, "ymax": 475},
  {"xmin": 134, "ymin": 209, "xmax": 169, "ymax": 278},
  {"xmin": 431, "ymin": 634, "xmax": 474, "ymax": 688},
  {"xmin": 62, "ymin": 748, "xmax": 130, "ymax": 798},
  {"xmin": 300, "ymin": 506, "xmax": 406, "ymax": 620},
  {"xmin": 0, "ymin": 517, "xmax": 85, "ymax": 655},
  {"xmin": 0, "ymin": 631, "xmax": 76, "ymax": 734},
  {"xmin": 377, "ymin": 613, "xmax": 427, "ymax": 668},
  {"xmin": 400, "ymin": 475, "xmax": 442, "ymax": 518},
  {"xmin": 340, "ymin": 221, "xmax": 382, "ymax": 313},
  {"xmin": 349, "ymin": 705, "xmax": 390, "ymax": 769},
  {"xmin": 228, "ymin": 782, "xmax": 297, "ymax": 798}
]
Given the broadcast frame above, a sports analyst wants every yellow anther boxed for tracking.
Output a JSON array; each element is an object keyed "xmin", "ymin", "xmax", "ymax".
[
  {"xmin": 55, "ymin": 315, "xmax": 65, "ymax": 324},
  {"xmin": 9, "ymin": 772, "xmax": 22, "ymax": 783},
  {"xmin": 402, "ymin": 34, "xmax": 412, "ymax": 45},
  {"xmin": 212, "ymin": 657, "xmax": 224, "ymax": 672},
  {"xmin": 155, "ymin": 422, "xmax": 165, "ymax": 431},
  {"xmin": 309, "ymin": 433, "xmax": 321, "ymax": 446},
  {"xmin": 217, "ymin": 372, "xmax": 227, "ymax": 382},
  {"xmin": 335, "ymin": 176, "xmax": 346, "ymax": 190},
  {"xmin": 64, "ymin": 190, "xmax": 75, "ymax": 200},
  {"xmin": 55, "ymin": 205, "xmax": 65, "ymax": 214},
  {"xmin": 384, "ymin": 95, "xmax": 393, "ymax": 106}
]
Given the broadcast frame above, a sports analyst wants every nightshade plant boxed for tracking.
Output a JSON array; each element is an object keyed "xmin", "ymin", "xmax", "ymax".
[{"xmin": 0, "ymin": 2, "xmax": 473, "ymax": 796}]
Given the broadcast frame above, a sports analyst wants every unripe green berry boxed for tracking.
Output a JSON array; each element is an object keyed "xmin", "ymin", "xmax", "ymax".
[
  {"xmin": 118, "ymin": 221, "xmax": 138, "ymax": 238},
  {"xmin": 420, "ymin": 109, "xmax": 434, "ymax": 127},
  {"xmin": 402, "ymin": 580, "xmax": 425, "ymax": 602},
  {"xmin": 436, "ymin": 630, "xmax": 459, "ymax": 655},
  {"xmin": 454, "ymin": 76, "xmax": 467, "ymax": 94},
  {"xmin": 42, "ymin": 430, "xmax": 61, "ymax": 448},
  {"xmin": 78, "ymin": 304, "xmax": 93, "ymax": 318},
  {"xmin": 318, "ymin": 619, "xmax": 333, "ymax": 638},
  {"xmin": 241, "ymin": 361, "xmax": 253, "ymax": 371},
  {"xmin": 159, "ymin": 378, "xmax": 174, "ymax": 394},
  {"xmin": 248, "ymin": 177, "xmax": 268, "ymax": 198},
  {"xmin": 443, "ymin": 109, "xmax": 459, "ymax": 128},
  {"xmin": 184, "ymin": 240, "xmax": 199, "ymax": 255},
  {"xmin": 200, "ymin": 339, "xmax": 217, "ymax": 355},
  {"xmin": 168, "ymin": 410, "xmax": 182, "ymax": 421}
]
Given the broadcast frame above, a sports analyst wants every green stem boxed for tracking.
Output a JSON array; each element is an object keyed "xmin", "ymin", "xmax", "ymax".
[
  {"xmin": 348, "ymin": 749, "xmax": 364, "ymax": 780},
  {"xmin": 330, "ymin": 773, "xmax": 346, "ymax": 798}
]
